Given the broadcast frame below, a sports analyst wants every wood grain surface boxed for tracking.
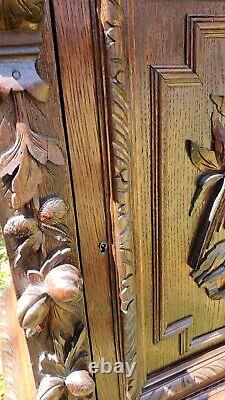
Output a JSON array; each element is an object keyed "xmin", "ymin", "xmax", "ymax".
[
  {"xmin": 50, "ymin": 1, "xmax": 121, "ymax": 399},
  {"xmin": 126, "ymin": 0, "xmax": 225, "ymax": 388}
]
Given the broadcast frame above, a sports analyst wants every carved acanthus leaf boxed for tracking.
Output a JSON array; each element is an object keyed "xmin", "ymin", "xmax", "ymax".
[{"xmin": 0, "ymin": 120, "xmax": 64, "ymax": 210}]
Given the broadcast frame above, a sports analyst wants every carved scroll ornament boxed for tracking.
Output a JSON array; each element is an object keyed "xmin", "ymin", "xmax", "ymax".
[
  {"xmin": 0, "ymin": 1, "xmax": 95, "ymax": 398},
  {"xmin": 187, "ymin": 95, "xmax": 225, "ymax": 300}
]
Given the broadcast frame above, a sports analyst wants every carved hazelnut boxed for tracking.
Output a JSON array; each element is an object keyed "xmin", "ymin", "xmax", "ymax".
[
  {"xmin": 65, "ymin": 370, "xmax": 95, "ymax": 397},
  {"xmin": 4, "ymin": 215, "xmax": 38, "ymax": 238},
  {"xmin": 44, "ymin": 264, "xmax": 82, "ymax": 302},
  {"xmin": 39, "ymin": 197, "xmax": 67, "ymax": 224},
  {"xmin": 17, "ymin": 288, "xmax": 50, "ymax": 330},
  {"xmin": 38, "ymin": 376, "xmax": 64, "ymax": 400}
]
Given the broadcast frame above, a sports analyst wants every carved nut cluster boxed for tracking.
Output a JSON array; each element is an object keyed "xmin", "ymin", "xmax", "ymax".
[
  {"xmin": 4, "ymin": 196, "xmax": 69, "ymax": 267},
  {"xmin": 17, "ymin": 249, "xmax": 82, "ymax": 337},
  {"xmin": 38, "ymin": 328, "xmax": 95, "ymax": 400},
  {"xmin": 38, "ymin": 370, "xmax": 95, "ymax": 400}
]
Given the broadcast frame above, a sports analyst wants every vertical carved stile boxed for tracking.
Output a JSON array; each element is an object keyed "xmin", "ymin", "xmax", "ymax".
[
  {"xmin": 0, "ymin": 2, "xmax": 95, "ymax": 399},
  {"xmin": 101, "ymin": 1, "xmax": 139, "ymax": 399}
]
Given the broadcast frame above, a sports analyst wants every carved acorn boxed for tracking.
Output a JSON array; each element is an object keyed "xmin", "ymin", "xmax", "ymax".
[
  {"xmin": 65, "ymin": 370, "xmax": 95, "ymax": 397},
  {"xmin": 17, "ymin": 248, "xmax": 82, "ymax": 336}
]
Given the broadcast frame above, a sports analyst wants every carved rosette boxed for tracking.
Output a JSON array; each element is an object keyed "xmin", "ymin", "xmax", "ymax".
[
  {"xmin": 101, "ymin": 1, "xmax": 139, "ymax": 399},
  {"xmin": 0, "ymin": 1, "xmax": 95, "ymax": 399},
  {"xmin": 187, "ymin": 95, "xmax": 225, "ymax": 300}
]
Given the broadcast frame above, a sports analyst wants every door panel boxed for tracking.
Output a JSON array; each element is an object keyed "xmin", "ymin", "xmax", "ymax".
[{"xmin": 127, "ymin": 0, "xmax": 225, "ymax": 391}]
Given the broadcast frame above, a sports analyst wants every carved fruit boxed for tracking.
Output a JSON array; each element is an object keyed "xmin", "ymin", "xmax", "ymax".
[
  {"xmin": 44, "ymin": 264, "xmax": 82, "ymax": 302},
  {"xmin": 39, "ymin": 197, "xmax": 67, "ymax": 224},
  {"xmin": 65, "ymin": 370, "xmax": 95, "ymax": 397},
  {"xmin": 38, "ymin": 376, "xmax": 64, "ymax": 400},
  {"xmin": 17, "ymin": 285, "xmax": 50, "ymax": 330},
  {"xmin": 4, "ymin": 215, "xmax": 38, "ymax": 238}
]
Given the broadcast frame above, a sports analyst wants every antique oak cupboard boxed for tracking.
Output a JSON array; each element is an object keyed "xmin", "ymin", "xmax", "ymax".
[{"xmin": 1, "ymin": 1, "xmax": 225, "ymax": 399}]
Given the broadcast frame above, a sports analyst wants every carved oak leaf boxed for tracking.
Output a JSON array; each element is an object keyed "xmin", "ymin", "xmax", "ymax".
[
  {"xmin": 38, "ymin": 328, "xmax": 95, "ymax": 400},
  {"xmin": 0, "ymin": 120, "xmax": 65, "ymax": 210},
  {"xmin": 4, "ymin": 197, "xmax": 70, "ymax": 267},
  {"xmin": 17, "ymin": 251, "xmax": 83, "ymax": 336},
  {"xmin": 188, "ymin": 141, "xmax": 221, "ymax": 173}
]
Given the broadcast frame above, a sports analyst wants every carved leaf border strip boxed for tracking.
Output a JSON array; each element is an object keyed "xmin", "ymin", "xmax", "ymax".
[
  {"xmin": 101, "ymin": 0, "xmax": 139, "ymax": 399},
  {"xmin": 187, "ymin": 95, "xmax": 225, "ymax": 300},
  {"xmin": 0, "ymin": 2, "xmax": 95, "ymax": 398}
]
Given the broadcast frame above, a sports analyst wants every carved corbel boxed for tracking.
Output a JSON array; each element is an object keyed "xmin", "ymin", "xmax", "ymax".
[
  {"xmin": 0, "ymin": 0, "xmax": 49, "ymax": 102},
  {"xmin": 0, "ymin": 1, "xmax": 95, "ymax": 398}
]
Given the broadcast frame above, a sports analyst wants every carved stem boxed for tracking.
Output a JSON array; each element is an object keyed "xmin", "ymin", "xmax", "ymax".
[{"xmin": 13, "ymin": 91, "xmax": 29, "ymax": 125}]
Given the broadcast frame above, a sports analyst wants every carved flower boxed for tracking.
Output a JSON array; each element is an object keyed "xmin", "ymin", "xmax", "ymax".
[
  {"xmin": 0, "ymin": 119, "xmax": 64, "ymax": 210},
  {"xmin": 38, "ymin": 326, "xmax": 95, "ymax": 400},
  {"xmin": 17, "ymin": 247, "xmax": 83, "ymax": 337},
  {"xmin": 4, "ymin": 196, "xmax": 70, "ymax": 267}
]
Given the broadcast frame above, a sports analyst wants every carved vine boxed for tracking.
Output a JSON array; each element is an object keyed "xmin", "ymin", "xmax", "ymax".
[
  {"xmin": 187, "ymin": 95, "xmax": 225, "ymax": 300},
  {"xmin": 0, "ymin": 1, "xmax": 95, "ymax": 398}
]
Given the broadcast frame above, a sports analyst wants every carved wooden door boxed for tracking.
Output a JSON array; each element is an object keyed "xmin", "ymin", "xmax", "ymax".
[
  {"xmin": 0, "ymin": 1, "xmax": 120, "ymax": 400},
  {"xmin": 3, "ymin": 1, "xmax": 225, "ymax": 400},
  {"xmin": 109, "ymin": 1, "xmax": 225, "ymax": 399}
]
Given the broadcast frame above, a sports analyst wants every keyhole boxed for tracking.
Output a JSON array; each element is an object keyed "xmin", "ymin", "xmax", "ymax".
[{"xmin": 99, "ymin": 241, "xmax": 108, "ymax": 254}]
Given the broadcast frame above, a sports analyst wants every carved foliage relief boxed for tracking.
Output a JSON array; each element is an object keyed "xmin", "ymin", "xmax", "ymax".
[
  {"xmin": 188, "ymin": 96, "xmax": 225, "ymax": 300},
  {"xmin": 101, "ymin": 1, "xmax": 138, "ymax": 398},
  {"xmin": 0, "ymin": 1, "xmax": 95, "ymax": 399}
]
